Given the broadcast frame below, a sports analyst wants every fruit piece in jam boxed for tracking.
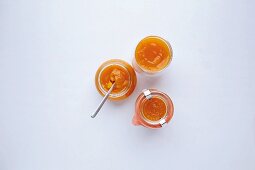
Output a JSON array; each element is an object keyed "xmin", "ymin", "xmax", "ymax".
[{"xmin": 100, "ymin": 65, "xmax": 130, "ymax": 93}]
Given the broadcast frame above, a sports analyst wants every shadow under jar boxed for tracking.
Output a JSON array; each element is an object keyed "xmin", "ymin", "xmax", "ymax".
[{"xmin": 95, "ymin": 59, "xmax": 137, "ymax": 101}]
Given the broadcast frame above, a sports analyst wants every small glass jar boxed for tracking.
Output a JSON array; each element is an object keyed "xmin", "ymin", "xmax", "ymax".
[
  {"xmin": 95, "ymin": 59, "xmax": 137, "ymax": 101},
  {"xmin": 132, "ymin": 36, "xmax": 173, "ymax": 75},
  {"xmin": 132, "ymin": 89, "xmax": 174, "ymax": 128}
]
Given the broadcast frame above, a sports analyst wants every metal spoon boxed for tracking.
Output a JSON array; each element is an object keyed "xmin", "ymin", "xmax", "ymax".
[{"xmin": 91, "ymin": 82, "xmax": 115, "ymax": 118}]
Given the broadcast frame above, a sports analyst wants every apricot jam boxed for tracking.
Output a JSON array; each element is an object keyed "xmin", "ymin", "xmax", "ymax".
[
  {"xmin": 95, "ymin": 59, "xmax": 137, "ymax": 101},
  {"xmin": 99, "ymin": 65, "xmax": 129, "ymax": 94},
  {"xmin": 142, "ymin": 97, "xmax": 167, "ymax": 121},
  {"xmin": 134, "ymin": 36, "xmax": 172, "ymax": 74},
  {"xmin": 133, "ymin": 89, "xmax": 174, "ymax": 129}
]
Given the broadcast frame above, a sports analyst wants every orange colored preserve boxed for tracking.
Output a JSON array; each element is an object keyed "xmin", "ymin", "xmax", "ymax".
[
  {"xmin": 100, "ymin": 65, "xmax": 129, "ymax": 93},
  {"xmin": 142, "ymin": 97, "xmax": 167, "ymax": 121},
  {"xmin": 133, "ymin": 89, "xmax": 174, "ymax": 129},
  {"xmin": 135, "ymin": 36, "xmax": 172, "ymax": 72},
  {"xmin": 95, "ymin": 59, "xmax": 137, "ymax": 101}
]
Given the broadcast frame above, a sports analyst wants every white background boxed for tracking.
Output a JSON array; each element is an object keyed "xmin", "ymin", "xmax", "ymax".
[{"xmin": 0, "ymin": 0, "xmax": 255, "ymax": 170}]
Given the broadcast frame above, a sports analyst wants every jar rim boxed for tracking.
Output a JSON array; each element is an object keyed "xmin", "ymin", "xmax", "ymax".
[
  {"xmin": 97, "ymin": 63, "xmax": 131, "ymax": 98},
  {"xmin": 134, "ymin": 36, "xmax": 173, "ymax": 74},
  {"xmin": 135, "ymin": 89, "xmax": 174, "ymax": 128},
  {"xmin": 95, "ymin": 59, "xmax": 137, "ymax": 101}
]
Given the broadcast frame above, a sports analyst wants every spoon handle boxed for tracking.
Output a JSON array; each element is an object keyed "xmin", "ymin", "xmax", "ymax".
[{"xmin": 91, "ymin": 83, "xmax": 115, "ymax": 118}]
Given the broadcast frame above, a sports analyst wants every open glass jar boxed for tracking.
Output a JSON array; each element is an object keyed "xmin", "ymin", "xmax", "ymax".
[
  {"xmin": 95, "ymin": 59, "xmax": 137, "ymax": 101},
  {"xmin": 132, "ymin": 36, "xmax": 173, "ymax": 75},
  {"xmin": 132, "ymin": 89, "xmax": 174, "ymax": 128}
]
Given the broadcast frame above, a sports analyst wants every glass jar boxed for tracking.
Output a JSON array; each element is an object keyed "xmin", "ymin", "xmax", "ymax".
[
  {"xmin": 132, "ymin": 36, "xmax": 173, "ymax": 75},
  {"xmin": 95, "ymin": 59, "xmax": 137, "ymax": 101},
  {"xmin": 132, "ymin": 89, "xmax": 174, "ymax": 128}
]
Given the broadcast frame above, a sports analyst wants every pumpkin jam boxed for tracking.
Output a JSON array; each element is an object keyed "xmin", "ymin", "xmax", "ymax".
[
  {"xmin": 142, "ymin": 97, "xmax": 167, "ymax": 121},
  {"xmin": 100, "ymin": 65, "xmax": 130, "ymax": 94},
  {"xmin": 135, "ymin": 36, "xmax": 172, "ymax": 72}
]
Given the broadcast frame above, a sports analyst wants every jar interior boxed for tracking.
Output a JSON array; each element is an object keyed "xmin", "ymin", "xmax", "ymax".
[
  {"xmin": 97, "ymin": 63, "xmax": 131, "ymax": 98},
  {"xmin": 139, "ymin": 94, "xmax": 168, "ymax": 125},
  {"xmin": 135, "ymin": 36, "xmax": 172, "ymax": 74}
]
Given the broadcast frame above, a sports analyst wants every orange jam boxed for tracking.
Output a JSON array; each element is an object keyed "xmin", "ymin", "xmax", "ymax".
[
  {"xmin": 135, "ymin": 36, "xmax": 172, "ymax": 72},
  {"xmin": 142, "ymin": 97, "xmax": 167, "ymax": 121},
  {"xmin": 133, "ymin": 89, "xmax": 173, "ymax": 128},
  {"xmin": 100, "ymin": 65, "xmax": 129, "ymax": 93},
  {"xmin": 95, "ymin": 59, "xmax": 137, "ymax": 101}
]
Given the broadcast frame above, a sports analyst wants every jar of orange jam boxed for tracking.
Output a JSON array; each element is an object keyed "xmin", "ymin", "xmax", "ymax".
[
  {"xmin": 132, "ymin": 36, "xmax": 173, "ymax": 75},
  {"xmin": 132, "ymin": 89, "xmax": 174, "ymax": 128},
  {"xmin": 95, "ymin": 59, "xmax": 137, "ymax": 101}
]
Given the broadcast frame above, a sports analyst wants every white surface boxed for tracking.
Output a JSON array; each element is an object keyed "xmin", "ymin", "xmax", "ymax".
[{"xmin": 0, "ymin": 0, "xmax": 255, "ymax": 170}]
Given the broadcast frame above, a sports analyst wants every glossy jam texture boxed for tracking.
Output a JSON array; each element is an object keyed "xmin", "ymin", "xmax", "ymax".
[
  {"xmin": 142, "ymin": 97, "xmax": 166, "ymax": 121},
  {"xmin": 100, "ymin": 65, "xmax": 129, "ymax": 93},
  {"xmin": 135, "ymin": 36, "xmax": 171, "ymax": 71},
  {"xmin": 95, "ymin": 59, "xmax": 137, "ymax": 101}
]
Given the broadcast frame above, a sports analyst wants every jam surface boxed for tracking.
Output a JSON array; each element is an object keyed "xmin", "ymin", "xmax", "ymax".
[
  {"xmin": 142, "ymin": 97, "xmax": 167, "ymax": 121},
  {"xmin": 100, "ymin": 65, "xmax": 130, "ymax": 93},
  {"xmin": 135, "ymin": 36, "xmax": 171, "ymax": 71}
]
